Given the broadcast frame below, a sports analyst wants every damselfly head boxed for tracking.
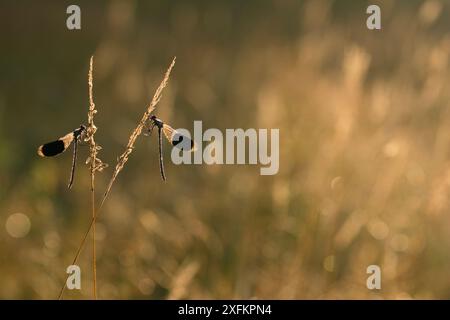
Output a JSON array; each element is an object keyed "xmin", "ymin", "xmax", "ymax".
[
  {"xmin": 77, "ymin": 124, "xmax": 87, "ymax": 135},
  {"xmin": 150, "ymin": 115, "xmax": 164, "ymax": 128}
]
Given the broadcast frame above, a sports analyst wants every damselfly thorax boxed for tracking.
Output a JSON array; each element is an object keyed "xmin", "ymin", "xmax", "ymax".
[
  {"xmin": 37, "ymin": 125, "xmax": 86, "ymax": 189},
  {"xmin": 146, "ymin": 115, "xmax": 195, "ymax": 181}
]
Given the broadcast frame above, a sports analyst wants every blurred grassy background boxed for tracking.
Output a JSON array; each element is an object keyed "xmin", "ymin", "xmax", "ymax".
[{"xmin": 1, "ymin": 0, "xmax": 450, "ymax": 299}]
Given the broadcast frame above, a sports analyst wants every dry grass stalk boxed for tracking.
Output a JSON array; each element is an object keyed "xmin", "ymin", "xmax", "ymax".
[
  {"xmin": 86, "ymin": 56, "xmax": 108, "ymax": 299},
  {"xmin": 58, "ymin": 57, "xmax": 176, "ymax": 299},
  {"xmin": 101, "ymin": 56, "xmax": 176, "ymax": 205},
  {"xmin": 88, "ymin": 56, "xmax": 98, "ymax": 301}
]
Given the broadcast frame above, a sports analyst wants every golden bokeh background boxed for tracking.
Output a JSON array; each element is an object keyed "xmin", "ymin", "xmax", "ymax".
[{"xmin": 1, "ymin": 0, "xmax": 450, "ymax": 299}]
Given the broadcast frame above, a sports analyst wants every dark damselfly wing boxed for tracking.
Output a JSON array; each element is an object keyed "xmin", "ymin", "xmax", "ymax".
[
  {"xmin": 37, "ymin": 132, "xmax": 75, "ymax": 157},
  {"xmin": 162, "ymin": 124, "xmax": 196, "ymax": 151}
]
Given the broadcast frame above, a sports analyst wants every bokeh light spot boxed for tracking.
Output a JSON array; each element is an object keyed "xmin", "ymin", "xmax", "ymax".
[{"xmin": 5, "ymin": 213, "xmax": 31, "ymax": 238}]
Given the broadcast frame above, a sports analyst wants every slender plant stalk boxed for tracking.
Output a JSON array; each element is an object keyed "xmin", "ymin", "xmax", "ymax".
[
  {"xmin": 58, "ymin": 56, "xmax": 176, "ymax": 300},
  {"xmin": 91, "ymin": 175, "xmax": 96, "ymax": 300},
  {"xmin": 87, "ymin": 56, "xmax": 99, "ymax": 299}
]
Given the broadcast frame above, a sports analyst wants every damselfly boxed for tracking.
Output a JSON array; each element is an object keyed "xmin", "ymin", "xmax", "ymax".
[
  {"xmin": 37, "ymin": 125, "xmax": 86, "ymax": 189},
  {"xmin": 146, "ymin": 115, "xmax": 194, "ymax": 181}
]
